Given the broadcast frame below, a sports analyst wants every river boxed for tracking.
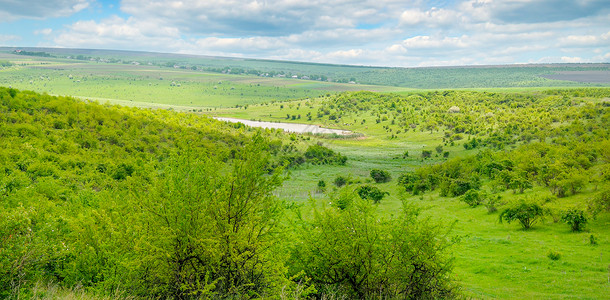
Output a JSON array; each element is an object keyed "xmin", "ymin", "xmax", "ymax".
[{"xmin": 214, "ymin": 117, "xmax": 353, "ymax": 136}]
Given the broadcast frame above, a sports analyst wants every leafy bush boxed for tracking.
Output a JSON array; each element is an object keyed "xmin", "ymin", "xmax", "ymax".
[
  {"xmin": 561, "ymin": 209, "xmax": 588, "ymax": 232},
  {"xmin": 460, "ymin": 189, "xmax": 486, "ymax": 207},
  {"xmin": 304, "ymin": 144, "xmax": 347, "ymax": 165},
  {"xmin": 356, "ymin": 185, "xmax": 388, "ymax": 203},
  {"xmin": 292, "ymin": 199, "xmax": 458, "ymax": 299},
  {"xmin": 499, "ymin": 199, "xmax": 544, "ymax": 230},
  {"xmin": 334, "ymin": 176, "xmax": 347, "ymax": 187},
  {"xmin": 547, "ymin": 251, "xmax": 561, "ymax": 261},
  {"xmin": 370, "ymin": 169, "xmax": 391, "ymax": 183},
  {"xmin": 317, "ymin": 180, "xmax": 326, "ymax": 192}
]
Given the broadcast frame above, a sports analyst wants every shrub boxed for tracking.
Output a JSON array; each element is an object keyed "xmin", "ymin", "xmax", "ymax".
[
  {"xmin": 547, "ymin": 251, "xmax": 561, "ymax": 261},
  {"xmin": 317, "ymin": 180, "xmax": 326, "ymax": 192},
  {"xmin": 370, "ymin": 169, "xmax": 391, "ymax": 183},
  {"xmin": 356, "ymin": 185, "xmax": 388, "ymax": 203},
  {"xmin": 334, "ymin": 176, "xmax": 347, "ymax": 187},
  {"xmin": 292, "ymin": 199, "xmax": 458, "ymax": 299},
  {"xmin": 561, "ymin": 209, "xmax": 588, "ymax": 232},
  {"xmin": 485, "ymin": 195, "xmax": 502, "ymax": 213},
  {"xmin": 460, "ymin": 189, "xmax": 486, "ymax": 207},
  {"xmin": 304, "ymin": 144, "xmax": 347, "ymax": 165},
  {"xmin": 499, "ymin": 199, "xmax": 544, "ymax": 230}
]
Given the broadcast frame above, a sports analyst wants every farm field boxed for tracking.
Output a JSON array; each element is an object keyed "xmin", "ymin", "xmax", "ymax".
[{"xmin": 1, "ymin": 49, "xmax": 610, "ymax": 299}]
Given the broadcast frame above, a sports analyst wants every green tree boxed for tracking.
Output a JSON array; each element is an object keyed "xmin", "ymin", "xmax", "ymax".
[
  {"xmin": 499, "ymin": 199, "xmax": 544, "ymax": 230},
  {"xmin": 125, "ymin": 136, "xmax": 288, "ymax": 298},
  {"xmin": 561, "ymin": 209, "xmax": 588, "ymax": 232},
  {"xmin": 356, "ymin": 185, "xmax": 388, "ymax": 203},
  {"xmin": 291, "ymin": 199, "xmax": 458, "ymax": 298},
  {"xmin": 370, "ymin": 169, "xmax": 392, "ymax": 183}
]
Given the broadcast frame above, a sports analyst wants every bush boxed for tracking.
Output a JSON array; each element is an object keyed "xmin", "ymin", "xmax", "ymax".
[
  {"xmin": 356, "ymin": 185, "xmax": 388, "ymax": 203},
  {"xmin": 499, "ymin": 199, "xmax": 544, "ymax": 230},
  {"xmin": 370, "ymin": 169, "xmax": 391, "ymax": 183},
  {"xmin": 460, "ymin": 189, "xmax": 486, "ymax": 207},
  {"xmin": 561, "ymin": 209, "xmax": 588, "ymax": 232},
  {"xmin": 317, "ymin": 180, "xmax": 326, "ymax": 192},
  {"xmin": 334, "ymin": 176, "xmax": 347, "ymax": 187},
  {"xmin": 547, "ymin": 251, "xmax": 561, "ymax": 261},
  {"xmin": 304, "ymin": 144, "xmax": 347, "ymax": 165},
  {"xmin": 292, "ymin": 199, "xmax": 458, "ymax": 299}
]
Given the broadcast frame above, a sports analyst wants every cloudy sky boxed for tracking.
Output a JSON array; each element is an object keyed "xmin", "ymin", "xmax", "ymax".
[{"xmin": 0, "ymin": 0, "xmax": 609, "ymax": 67}]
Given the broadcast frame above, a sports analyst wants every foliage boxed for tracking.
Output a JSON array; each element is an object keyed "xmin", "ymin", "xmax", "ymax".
[
  {"xmin": 561, "ymin": 209, "xmax": 588, "ymax": 232},
  {"xmin": 499, "ymin": 199, "xmax": 545, "ymax": 230},
  {"xmin": 334, "ymin": 176, "xmax": 347, "ymax": 187},
  {"xmin": 460, "ymin": 189, "xmax": 486, "ymax": 208},
  {"xmin": 291, "ymin": 199, "xmax": 458, "ymax": 299},
  {"xmin": 370, "ymin": 169, "xmax": 392, "ymax": 183},
  {"xmin": 547, "ymin": 251, "xmax": 561, "ymax": 261},
  {"xmin": 304, "ymin": 144, "xmax": 347, "ymax": 165},
  {"xmin": 356, "ymin": 185, "xmax": 388, "ymax": 203}
]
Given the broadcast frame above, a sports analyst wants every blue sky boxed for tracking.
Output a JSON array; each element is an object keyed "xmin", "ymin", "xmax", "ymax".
[{"xmin": 0, "ymin": 0, "xmax": 609, "ymax": 67}]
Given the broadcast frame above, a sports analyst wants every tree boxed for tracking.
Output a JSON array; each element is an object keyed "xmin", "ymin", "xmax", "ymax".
[
  {"xmin": 291, "ymin": 199, "xmax": 458, "ymax": 299},
  {"xmin": 127, "ymin": 136, "xmax": 288, "ymax": 298},
  {"xmin": 460, "ymin": 189, "xmax": 486, "ymax": 207},
  {"xmin": 499, "ymin": 199, "xmax": 544, "ymax": 230},
  {"xmin": 356, "ymin": 185, "xmax": 388, "ymax": 203},
  {"xmin": 370, "ymin": 169, "xmax": 392, "ymax": 183},
  {"xmin": 561, "ymin": 209, "xmax": 588, "ymax": 232}
]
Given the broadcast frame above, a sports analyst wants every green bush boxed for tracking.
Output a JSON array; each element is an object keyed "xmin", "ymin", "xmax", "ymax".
[
  {"xmin": 460, "ymin": 189, "xmax": 486, "ymax": 207},
  {"xmin": 370, "ymin": 169, "xmax": 391, "ymax": 183},
  {"xmin": 547, "ymin": 251, "xmax": 561, "ymax": 261},
  {"xmin": 292, "ymin": 199, "xmax": 458, "ymax": 298},
  {"xmin": 499, "ymin": 199, "xmax": 544, "ymax": 230},
  {"xmin": 356, "ymin": 185, "xmax": 388, "ymax": 203},
  {"xmin": 561, "ymin": 209, "xmax": 588, "ymax": 232},
  {"xmin": 334, "ymin": 175, "xmax": 347, "ymax": 187}
]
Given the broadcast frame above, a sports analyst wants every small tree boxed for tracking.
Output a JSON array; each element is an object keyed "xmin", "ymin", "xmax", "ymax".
[
  {"xmin": 370, "ymin": 169, "xmax": 391, "ymax": 183},
  {"xmin": 356, "ymin": 185, "xmax": 388, "ymax": 203},
  {"xmin": 561, "ymin": 209, "xmax": 588, "ymax": 232},
  {"xmin": 499, "ymin": 199, "xmax": 544, "ymax": 230},
  {"xmin": 460, "ymin": 189, "xmax": 486, "ymax": 207}
]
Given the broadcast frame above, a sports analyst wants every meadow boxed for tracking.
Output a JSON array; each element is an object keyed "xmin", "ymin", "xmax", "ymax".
[{"xmin": 1, "ymin": 49, "xmax": 610, "ymax": 299}]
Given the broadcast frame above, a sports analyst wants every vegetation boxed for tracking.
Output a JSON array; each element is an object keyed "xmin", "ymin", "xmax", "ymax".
[
  {"xmin": 1, "ymin": 50, "xmax": 610, "ymax": 298},
  {"xmin": 499, "ymin": 199, "xmax": 545, "ymax": 230},
  {"xmin": 0, "ymin": 88, "xmax": 457, "ymax": 299}
]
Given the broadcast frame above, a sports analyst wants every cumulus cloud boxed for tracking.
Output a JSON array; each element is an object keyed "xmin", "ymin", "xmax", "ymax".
[
  {"xmin": 0, "ymin": 0, "xmax": 90, "ymax": 22},
  {"xmin": 119, "ymin": 0, "xmax": 411, "ymax": 36},
  {"xmin": 460, "ymin": 0, "xmax": 610, "ymax": 24},
  {"xmin": 33, "ymin": 0, "xmax": 610, "ymax": 67},
  {"xmin": 0, "ymin": 34, "xmax": 21, "ymax": 44},
  {"xmin": 53, "ymin": 16, "xmax": 186, "ymax": 51}
]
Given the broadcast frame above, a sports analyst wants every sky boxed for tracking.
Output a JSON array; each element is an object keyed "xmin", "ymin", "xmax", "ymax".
[{"xmin": 0, "ymin": 0, "xmax": 609, "ymax": 67}]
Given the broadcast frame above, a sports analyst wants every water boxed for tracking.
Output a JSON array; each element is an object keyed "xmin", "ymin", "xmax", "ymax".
[{"xmin": 215, "ymin": 117, "xmax": 353, "ymax": 135}]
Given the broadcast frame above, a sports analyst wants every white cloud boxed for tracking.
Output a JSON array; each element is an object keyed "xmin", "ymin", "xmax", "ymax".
[
  {"xmin": 34, "ymin": 28, "xmax": 53, "ymax": 35},
  {"xmin": 399, "ymin": 8, "xmax": 462, "ymax": 27},
  {"xmin": 561, "ymin": 56, "xmax": 585, "ymax": 63},
  {"xmin": 401, "ymin": 35, "xmax": 469, "ymax": 49},
  {"xmin": 0, "ymin": 34, "xmax": 21, "ymax": 44},
  {"xmin": 0, "ymin": 0, "xmax": 90, "ymax": 22},
  {"xmin": 34, "ymin": 0, "xmax": 610, "ymax": 67},
  {"xmin": 558, "ymin": 31, "xmax": 610, "ymax": 47}
]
